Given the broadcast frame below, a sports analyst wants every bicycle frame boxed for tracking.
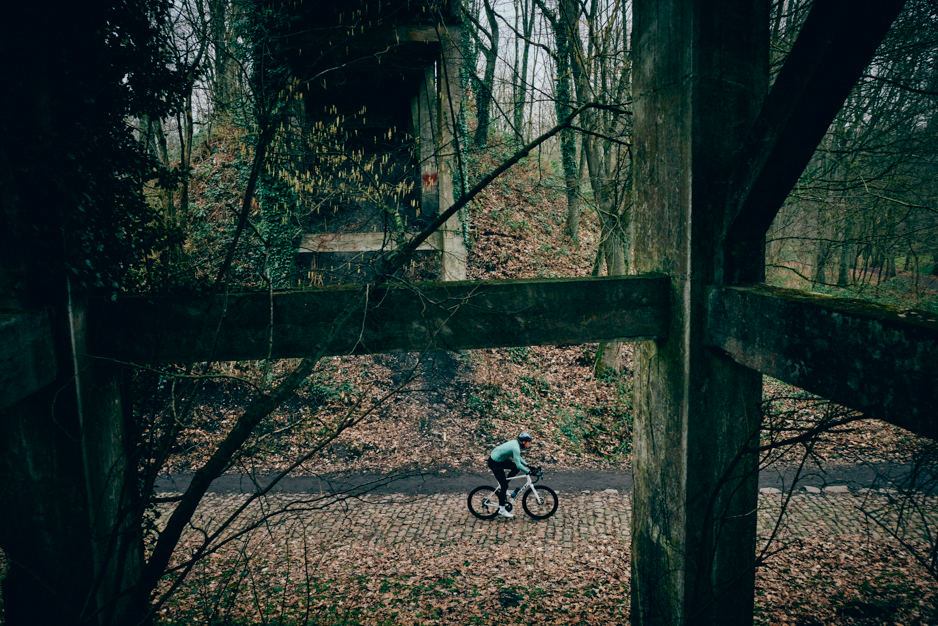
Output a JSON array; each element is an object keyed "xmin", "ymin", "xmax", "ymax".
[
  {"xmin": 468, "ymin": 468, "xmax": 558, "ymax": 520},
  {"xmin": 503, "ymin": 472, "xmax": 547, "ymax": 504}
]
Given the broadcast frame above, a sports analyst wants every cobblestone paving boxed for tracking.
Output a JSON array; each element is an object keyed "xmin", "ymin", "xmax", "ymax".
[
  {"xmin": 174, "ymin": 485, "xmax": 938, "ymax": 551},
  {"xmin": 757, "ymin": 488, "xmax": 938, "ymax": 541},
  {"xmin": 154, "ymin": 485, "xmax": 938, "ymax": 624}
]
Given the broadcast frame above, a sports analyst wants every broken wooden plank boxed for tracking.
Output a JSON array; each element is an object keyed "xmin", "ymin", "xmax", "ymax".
[
  {"xmin": 90, "ymin": 275, "xmax": 669, "ymax": 363},
  {"xmin": 707, "ymin": 284, "xmax": 938, "ymax": 440},
  {"xmin": 0, "ymin": 310, "xmax": 57, "ymax": 409}
]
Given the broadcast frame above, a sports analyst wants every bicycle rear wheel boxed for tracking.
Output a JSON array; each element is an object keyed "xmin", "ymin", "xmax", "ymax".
[
  {"xmin": 467, "ymin": 486, "xmax": 500, "ymax": 520},
  {"xmin": 522, "ymin": 485, "xmax": 558, "ymax": 519}
]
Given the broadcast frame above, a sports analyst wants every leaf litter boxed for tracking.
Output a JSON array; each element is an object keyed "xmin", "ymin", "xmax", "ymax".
[{"xmin": 144, "ymin": 158, "xmax": 937, "ymax": 623}]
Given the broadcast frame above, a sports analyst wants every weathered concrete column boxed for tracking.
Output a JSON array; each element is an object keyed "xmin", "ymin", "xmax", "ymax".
[
  {"xmin": 417, "ymin": 66, "xmax": 440, "ymax": 217},
  {"xmin": 0, "ymin": 300, "xmax": 139, "ymax": 626},
  {"xmin": 436, "ymin": 25, "xmax": 467, "ymax": 282},
  {"xmin": 0, "ymin": 7, "xmax": 141, "ymax": 619},
  {"xmin": 68, "ymin": 295, "xmax": 142, "ymax": 624},
  {"xmin": 630, "ymin": 2, "xmax": 767, "ymax": 624}
]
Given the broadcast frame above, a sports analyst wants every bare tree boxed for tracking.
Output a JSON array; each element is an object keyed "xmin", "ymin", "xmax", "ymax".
[
  {"xmin": 767, "ymin": 0, "xmax": 938, "ymax": 308},
  {"xmin": 511, "ymin": 0, "xmax": 537, "ymax": 147},
  {"xmin": 534, "ymin": 0, "xmax": 582, "ymax": 243},
  {"xmin": 465, "ymin": 0, "xmax": 501, "ymax": 148}
]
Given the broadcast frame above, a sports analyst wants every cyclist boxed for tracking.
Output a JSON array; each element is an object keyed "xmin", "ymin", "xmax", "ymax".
[{"xmin": 487, "ymin": 431, "xmax": 535, "ymax": 518}]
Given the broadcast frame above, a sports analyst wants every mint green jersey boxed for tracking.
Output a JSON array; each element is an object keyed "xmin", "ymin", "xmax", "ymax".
[{"xmin": 489, "ymin": 439, "xmax": 530, "ymax": 473}]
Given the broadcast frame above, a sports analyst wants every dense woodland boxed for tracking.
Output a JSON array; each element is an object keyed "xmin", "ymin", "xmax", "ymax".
[
  {"xmin": 0, "ymin": 0, "xmax": 936, "ymax": 624},
  {"xmin": 125, "ymin": 0, "xmax": 938, "ymax": 309}
]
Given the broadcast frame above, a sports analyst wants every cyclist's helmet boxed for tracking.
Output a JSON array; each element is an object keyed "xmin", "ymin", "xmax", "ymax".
[{"xmin": 518, "ymin": 431, "xmax": 533, "ymax": 443}]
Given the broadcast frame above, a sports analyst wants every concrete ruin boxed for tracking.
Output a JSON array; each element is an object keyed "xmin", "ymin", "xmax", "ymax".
[
  {"xmin": 1, "ymin": 0, "xmax": 934, "ymax": 624},
  {"xmin": 279, "ymin": 0, "xmax": 467, "ymax": 284}
]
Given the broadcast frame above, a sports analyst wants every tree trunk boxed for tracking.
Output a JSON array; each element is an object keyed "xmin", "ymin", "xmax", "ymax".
[
  {"xmin": 538, "ymin": 0, "xmax": 580, "ymax": 242},
  {"xmin": 473, "ymin": 0, "xmax": 498, "ymax": 148},
  {"xmin": 836, "ymin": 241, "xmax": 850, "ymax": 286},
  {"xmin": 595, "ymin": 197, "xmax": 630, "ymax": 374},
  {"xmin": 144, "ymin": 116, "xmax": 174, "ymax": 222},
  {"xmin": 814, "ymin": 201, "xmax": 831, "ymax": 285},
  {"xmin": 179, "ymin": 89, "xmax": 195, "ymax": 219},
  {"xmin": 815, "ymin": 240, "xmax": 830, "ymax": 285},
  {"xmin": 836, "ymin": 210, "xmax": 852, "ymax": 287},
  {"xmin": 559, "ymin": 0, "xmax": 633, "ymax": 372},
  {"xmin": 561, "ymin": 132, "xmax": 579, "ymax": 241},
  {"xmin": 885, "ymin": 253, "xmax": 897, "ymax": 280},
  {"xmin": 511, "ymin": 0, "xmax": 534, "ymax": 147},
  {"xmin": 210, "ymin": 0, "xmax": 239, "ymax": 116}
]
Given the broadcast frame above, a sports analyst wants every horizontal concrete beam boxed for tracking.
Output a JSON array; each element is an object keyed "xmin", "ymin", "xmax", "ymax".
[
  {"xmin": 334, "ymin": 24, "xmax": 456, "ymax": 48},
  {"xmin": 394, "ymin": 25, "xmax": 445, "ymax": 43},
  {"xmin": 707, "ymin": 284, "xmax": 938, "ymax": 440},
  {"xmin": 90, "ymin": 275, "xmax": 669, "ymax": 363},
  {"xmin": 0, "ymin": 310, "xmax": 57, "ymax": 409},
  {"xmin": 298, "ymin": 232, "xmax": 440, "ymax": 254}
]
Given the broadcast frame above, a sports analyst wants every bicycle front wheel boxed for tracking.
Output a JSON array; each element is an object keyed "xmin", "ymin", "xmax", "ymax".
[
  {"xmin": 522, "ymin": 485, "xmax": 558, "ymax": 519},
  {"xmin": 467, "ymin": 486, "xmax": 500, "ymax": 520}
]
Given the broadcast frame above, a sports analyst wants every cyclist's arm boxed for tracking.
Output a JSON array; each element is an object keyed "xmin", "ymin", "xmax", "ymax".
[{"xmin": 512, "ymin": 446, "xmax": 530, "ymax": 473}]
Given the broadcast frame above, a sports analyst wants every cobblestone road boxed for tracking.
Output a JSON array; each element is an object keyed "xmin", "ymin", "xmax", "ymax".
[
  {"xmin": 178, "ymin": 484, "xmax": 938, "ymax": 550},
  {"xmin": 155, "ymin": 484, "xmax": 938, "ymax": 624}
]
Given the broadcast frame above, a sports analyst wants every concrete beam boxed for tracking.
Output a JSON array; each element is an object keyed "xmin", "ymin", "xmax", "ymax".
[
  {"xmin": 708, "ymin": 285, "xmax": 938, "ymax": 441},
  {"xmin": 394, "ymin": 25, "xmax": 444, "ymax": 43},
  {"xmin": 0, "ymin": 310, "xmax": 57, "ymax": 409},
  {"xmin": 298, "ymin": 231, "xmax": 467, "ymax": 281},
  {"xmin": 318, "ymin": 24, "xmax": 452, "ymax": 50},
  {"xmin": 298, "ymin": 232, "xmax": 439, "ymax": 254},
  {"xmin": 89, "ymin": 275, "xmax": 669, "ymax": 363}
]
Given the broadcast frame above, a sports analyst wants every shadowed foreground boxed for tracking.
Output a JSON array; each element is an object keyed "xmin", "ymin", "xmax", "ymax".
[{"xmin": 153, "ymin": 490, "xmax": 937, "ymax": 624}]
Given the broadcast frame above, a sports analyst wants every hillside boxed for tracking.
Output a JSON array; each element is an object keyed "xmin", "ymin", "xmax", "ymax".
[
  {"xmin": 158, "ymin": 146, "xmax": 930, "ymax": 480},
  {"xmin": 141, "ymin": 146, "xmax": 938, "ymax": 626}
]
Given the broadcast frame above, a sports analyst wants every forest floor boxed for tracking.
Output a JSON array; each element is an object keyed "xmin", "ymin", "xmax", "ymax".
[
  {"xmin": 155, "ymin": 343, "xmax": 938, "ymax": 626},
  {"xmin": 164, "ymin": 153, "xmax": 936, "ymax": 479},
  {"xmin": 153, "ymin": 487, "xmax": 938, "ymax": 625},
  {"xmin": 148, "ymin": 155, "xmax": 938, "ymax": 624}
]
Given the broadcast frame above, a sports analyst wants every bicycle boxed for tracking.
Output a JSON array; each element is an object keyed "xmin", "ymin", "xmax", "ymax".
[{"xmin": 467, "ymin": 467, "xmax": 558, "ymax": 520}]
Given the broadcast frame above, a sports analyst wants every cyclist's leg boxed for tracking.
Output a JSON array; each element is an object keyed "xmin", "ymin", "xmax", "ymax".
[
  {"xmin": 487, "ymin": 458, "xmax": 509, "ymax": 506},
  {"xmin": 500, "ymin": 461, "xmax": 521, "ymax": 502},
  {"xmin": 504, "ymin": 465, "xmax": 522, "ymax": 499}
]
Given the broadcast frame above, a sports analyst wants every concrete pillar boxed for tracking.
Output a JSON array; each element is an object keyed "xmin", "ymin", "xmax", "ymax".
[
  {"xmin": 68, "ymin": 295, "xmax": 142, "ymax": 624},
  {"xmin": 0, "ymin": 295, "xmax": 139, "ymax": 625},
  {"xmin": 629, "ymin": 2, "xmax": 768, "ymax": 624},
  {"xmin": 436, "ymin": 26, "xmax": 467, "ymax": 282},
  {"xmin": 0, "ymin": 9, "xmax": 141, "ymax": 616},
  {"xmin": 417, "ymin": 67, "xmax": 440, "ymax": 218}
]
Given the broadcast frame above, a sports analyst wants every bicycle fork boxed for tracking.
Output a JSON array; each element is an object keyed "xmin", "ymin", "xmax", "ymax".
[{"xmin": 527, "ymin": 486, "xmax": 546, "ymax": 504}]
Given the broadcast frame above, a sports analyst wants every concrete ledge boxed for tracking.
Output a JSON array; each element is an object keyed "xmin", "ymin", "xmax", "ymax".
[
  {"xmin": 707, "ymin": 284, "xmax": 938, "ymax": 440},
  {"xmin": 91, "ymin": 274, "xmax": 669, "ymax": 363},
  {"xmin": 0, "ymin": 310, "xmax": 57, "ymax": 409},
  {"xmin": 298, "ymin": 232, "xmax": 441, "ymax": 254}
]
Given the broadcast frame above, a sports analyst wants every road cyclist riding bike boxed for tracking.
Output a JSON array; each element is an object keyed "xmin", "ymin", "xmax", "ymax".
[{"xmin": 468, "ymin": 431, "xmax": 558, "ymax": 520}]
